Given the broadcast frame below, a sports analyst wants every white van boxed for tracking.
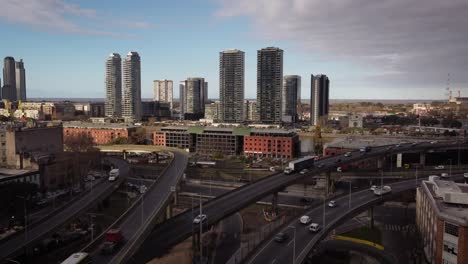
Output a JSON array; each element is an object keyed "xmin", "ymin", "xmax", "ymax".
[
  {"xmin": 108, "ymin": 169, "xmax": 120, "ymax": 182},
  {"xmin": 309, "ymin": 223, "xmax": 320, "ymax": 232}
]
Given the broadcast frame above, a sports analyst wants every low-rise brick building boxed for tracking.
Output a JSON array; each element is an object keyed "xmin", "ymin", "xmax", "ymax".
[
  {"xmin": 63, "ymin": 122, "xmax": 137, "ymax": 145},
  {"xmin": 416, "ymin": 177, "xmax": 468, "ymax": 264},
  {"xmin": 153, "ymin": 126, "xmax": 299, "ymax": 158}
]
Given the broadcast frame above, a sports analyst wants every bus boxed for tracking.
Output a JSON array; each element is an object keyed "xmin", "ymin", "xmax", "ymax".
[{"xmin": 61, "ymin": 252, "xmax": 92, "ymax": 264}]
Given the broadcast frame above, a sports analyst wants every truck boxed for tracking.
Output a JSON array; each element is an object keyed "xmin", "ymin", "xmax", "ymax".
[
  {"xmin": 99, "ymin": 229, "xmax": 124, "ymax": 255},
  {"xmin": 284, "ymin": 156, "xmax": 315, "ymax": 174},
  {"xmin": 108, "ymin": 169, "xmax": 119, "ymax": 182}
]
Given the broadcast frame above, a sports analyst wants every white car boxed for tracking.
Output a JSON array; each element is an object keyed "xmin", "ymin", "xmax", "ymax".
[
  {"xmin": 309, "ymin": 223, "xmax": 320, "ymax": 232},
  {"xmin": 430, "ymin": 141, "xmax": 438, "ymax": 144},
  {"xmin": 441, "ymin": 173, "xmax": 449, "ymax": 178},
  {"xmin": 370, "ymin": 185, "xmax": 377, "ymax": 191},
  {"xmin": 435, "ymin": 165, "xmax": 445, "ymax": 170},
  {"xmin": 193, "ymin": 214, "xmax": 207, "ymax": 224},
  {"xmin": 344, "ymin": 152, "xmax": 352, "ymax": 157},
  {"xmin": 374, "ymin": 185, "xmax": 392, "ymax": 196},
  {"xmin": 300, "ymin": 169, "xmax": 309, "ymax": 175},
  {"xmin": 300, "ymin": 215, "xmax": 311, "ymax": 224},
  {"xmin": 328, "ymin": 201, "xmax": 337, "ymax": 208}
]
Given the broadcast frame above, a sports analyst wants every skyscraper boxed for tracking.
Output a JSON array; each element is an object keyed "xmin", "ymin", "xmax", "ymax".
[
  {"xmin": 15, "ymin": 59, "xmax": 26, "ymax": 101},
  {"xmin": 122, "ymin": 52, "xmax": 141, "ymax": 121},
  {"xmin": 3, "ymin": 57, "xmax": 16, "ymax": 101},
  {"xmin": 105, "ymin": 53, "xmax": 122, "ymax": 118},
  {"xmin": 282, "ymin": 75, "xmax": 301, "ymax": 123},
  {"xmin": 219, "ymin": 49, "xmax": 245, "ymax": 123},
  {"xmin": 153, "ymin": 79, "xmax": 173, "ymax": 111},
  {"xmin": 257, "ymin": 47, "xmax": 283, "ymax": 124},
  {"xmin": 310, "ymin": 74, "xmax": 330, "ymax": 126},
  {"xmin": 180, "ymin": 77, "xmax": 206, "ymax": 120},
  {"xmin": 179, "ymin": 81, "xmax": 186, "ymax": 118}
]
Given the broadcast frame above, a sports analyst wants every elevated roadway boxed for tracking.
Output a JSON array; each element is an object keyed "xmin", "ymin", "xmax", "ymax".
[
  {"xmin": 0, "ymin": 157, "xmax": 128, "ymax": 262},
  {"xmin": 130, "ymin": 140, "xmax": 467, "ymax": 263},
  {"xmin": 88, "ymin": 151, "xmax": 188, "ymax": 264}
]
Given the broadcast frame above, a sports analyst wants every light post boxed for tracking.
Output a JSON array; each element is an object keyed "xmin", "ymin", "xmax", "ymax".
[{"xmin": 287, "ymin": 225, "xmax": 296, "ymax": 264}]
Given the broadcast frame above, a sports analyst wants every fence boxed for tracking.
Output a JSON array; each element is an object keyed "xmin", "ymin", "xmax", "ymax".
[{"xmin": 225, "ymin": 217, "xmax": 285, "ymax": 264}]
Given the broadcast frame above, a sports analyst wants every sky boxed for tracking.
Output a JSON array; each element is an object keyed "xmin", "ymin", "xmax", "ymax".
[{"xmin": 0, "ymin": 0, "xmax": 467, "ymax": 100}]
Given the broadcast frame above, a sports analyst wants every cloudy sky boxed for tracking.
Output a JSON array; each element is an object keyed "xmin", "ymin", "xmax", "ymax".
[{"xmin": 0, "ymin": 0, "xmax": 467, "ymax": 100}]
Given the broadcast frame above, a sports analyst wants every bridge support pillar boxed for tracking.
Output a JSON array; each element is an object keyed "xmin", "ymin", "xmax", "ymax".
[
  {"xmin": 419, "ymin": 153, "xmax": 426, "ymax": 168},
  {"xmin": 165, "ymin": 203, "xmax": 173, "ymax": 220},
  {"xmin": 368, "ymin": 207, "xmax": 374, "ymax": 229},
  {"xmin": 272, "ymin": 192, "xmax": 279, "ymax": 216},
  {"xmin": 325, "ymin": 171, "xmax": 334, "ymax": 196}
]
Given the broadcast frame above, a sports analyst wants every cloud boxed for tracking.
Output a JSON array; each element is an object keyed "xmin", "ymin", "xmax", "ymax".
[
  {"xmin": 0, "ymin": 0, "xmax": 151, "ymax": 37},
  {"xmin": 216, "ymin": 0, "xmax": 468, "ymax": 94}
]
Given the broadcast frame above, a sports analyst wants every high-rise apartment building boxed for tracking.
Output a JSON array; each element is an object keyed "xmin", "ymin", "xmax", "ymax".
[
  {"xmin": 15, "ymin": 59, "xmax": 26, "ymax": 101},
  {"xmin": 180, "ymin": 78, "xmax": 206, "ymax": 120},
  {"xmin": 282, "ymin": 75, "xmax": 301, "ymax": 123},
  {"xmin": 219, "ymin": 49, "xmax": 245, "ymax": 123},
  {"xmin": 310, "ymin": 74, "xmax": 329, "ymax": 126},
  {"xmin": 257, "ymin": 47, "xmax": 283, "ymax": 124},
  {"xmin": 122, "ymin": 52, "xmax": 141, "ymax": 121},
  {"xmin": 3, "ymin": 57, "xmax": 16, "ymax": 101},
  {"xmin": 153, "ymin": 79, "xmax": 173, "ymax": 111},
  {"xmin": 105, "ymin": 53, "xmax": 122, "ymax": 118}
]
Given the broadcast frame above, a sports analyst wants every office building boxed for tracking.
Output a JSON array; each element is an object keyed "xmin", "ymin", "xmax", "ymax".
[
  {"xmin": 310, "ymin": 74, "xmax": 330, "ymax": 126},
  {"xmin": 180, "ymin": 78, "xmax": 207, "ymax": 120},
  {"xmin": 122, "ymin": 52, "xmax": 141, "ymax": 121},
  {"xmin": 15, "ymin": 59, "xmax": 26, "ymax": 101},
  {"xmin": 141, "ymin": 101, "xmax": 171, "ymax": 121},
  {"xmin": 153, "ymin": 79, "xmax": 173, "ymax": 111},
  {"xmin": 204, "ymin": 102, "xmax": 220, "ymax": 121},
  {"xmin": 3, "ymin": 57, "xmax": 16, "ymax": 101},
  {"xmin": 282, "ymin": 75, "xmax": 301, "ymax": 123},
  {"xmin": 105, "ymin": 53, "xmax": 122, "ymax": 118},
  {"xmin": 219, "ymin": 49, "xmax": 245, "ymax": 123},
  {"xmin": 416, "ymin": 177, "xmax": 468, "ymax": 264},
  {"xmin": 257, "ymin": 47, "xmax": 283, "ymax": 124},
  {"xmin": 245, "ymin": 100, "xmax": 259, "ymax": 122}
]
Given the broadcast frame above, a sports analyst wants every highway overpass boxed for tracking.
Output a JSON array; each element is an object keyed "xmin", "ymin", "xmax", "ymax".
[
  {"xmin": 0, "ymin": 157, "xmax": 128, "ymax": 262},
  {"xmin": 130, "ymin": 140, "xmax": 468, "ymax": 263}
]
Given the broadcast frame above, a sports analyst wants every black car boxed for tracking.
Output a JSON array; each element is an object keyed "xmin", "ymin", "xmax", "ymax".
[{"xmin": 274, "ymin": 232, "xmax": 289, "ymax": 243}]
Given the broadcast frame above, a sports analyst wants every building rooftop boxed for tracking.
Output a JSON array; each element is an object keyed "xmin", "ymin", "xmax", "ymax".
[
  {"xmin": 63, "ymin": 122, "xmax": 136, "ymax": 130},
  {"xmin": 422, "ymin": 179, "xmax": 468, "ymax": 226},
  {"xmin": 160, "ymin": 126, "xmax": 296, "ymax": 136}
]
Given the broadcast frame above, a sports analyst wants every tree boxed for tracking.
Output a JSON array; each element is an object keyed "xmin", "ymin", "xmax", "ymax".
[
  {"xmin": 129, "ymin": 127, "xmax": 147, "ymax": 144},
  {"xmin": 64, "ymin": 131, "xmax": 95, "ymax": 152}
]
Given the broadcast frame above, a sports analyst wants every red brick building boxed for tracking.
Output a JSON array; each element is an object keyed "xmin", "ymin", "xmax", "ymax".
[
  {"xmin": 244, "ymin": 130, "xmax": 299, "ymax": 159},
  {"xmin": 63, "ymin": 122, "xmax": 137, "ymax": 145},
  {"xmin": 416, "ymin": 178, "xmax": 468, "ymax": 264}
]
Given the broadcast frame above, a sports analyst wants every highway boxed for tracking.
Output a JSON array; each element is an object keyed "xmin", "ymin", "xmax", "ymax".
[
  {"xmin": 0, "ymin": 157, "xmax": 129, "ymax": 262},
  {"xmin": 89, "ymin": 151, "xmax": 188, "ymax": 264},
  {"xmin": 131, "ymin": 140, "xmax": 467, "ymax": 263}
]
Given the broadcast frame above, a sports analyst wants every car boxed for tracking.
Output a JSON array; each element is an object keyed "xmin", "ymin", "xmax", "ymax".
[
  {"xmin": 269, "ymin": 167, "xmax": 276, "ymax": 172},
  {"xmin": 430, "ymin": 141, "xmax": 438, "ymax": 144},
  {"xmin": 395, "ymin": 144, "xmax": 401, "ymax": 148},
  {"xmin": 435, "ymin": 165, "xmax": 445, "ymax": 170},
  {"xmin": 317, "ymin": 164, "xmax": 324, "ymax": 168},
  {"xmin": 464, "ymin": 172, "xmax": 468, "ymax": 178},
  {"xmin": 274, "ymin": 232, "xmax": 289, "ymax": 243},
  {"xmin": 300, "ymin": 215, "xmax": 311, "ymax": 224},
  {"xmin": 193, "ymin": 214, "xmax": 207, "ymax": 224},
  {"xmin": 300, "ymin": 169, "xmax": 309, "ymax": 175},
  {"xmin": 411, "ymin": 142, "xmax": 418, "ymax": 146},
  {"xmin": 370, "ymin": 185, "xmax": 377, "ymax": 191},
  {"xmin": 344, "ymin": 152, "xmax": 352, "ymax": 157},
  {"xmin": 328, "ymin": 201, "xmax": 336, "ymax": 208},
  {"xmin": 441, "ymin": 173, "xmax": 449, "ymax": 178},
  {"xmin": 309, "ymin": 223, "xmax": 320, "ymax": 232},
  {"xmin": 374, "ymin": 185, "xmax": 392, "ymax": 196}
]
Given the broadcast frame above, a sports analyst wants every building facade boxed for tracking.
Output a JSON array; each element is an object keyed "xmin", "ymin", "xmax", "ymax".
[
  {"xmin": 204, "ymin": 102, "xmax": 220, "ymax": 121},
  {"xmin": 122, "ymin": 52, "xmax": 141, "ymax": 121},
  {"xmin": 15, "ymin": 59, "xmax": 26, "ymax": 101},
  {"xmin": 310, "ymin": 74, "xmax": 330, "ymax": 126},
  {"xmin": 153, "ymin": 79, "xmax": 173, "ymax": 111},
  {"xmin": 416, "ymin": 178, "xmax": 468, "ymax": 264},
  {"xmin": 63, "ymin": 122, "xmax": 137, "ymax": 145},
  {"xmin": 180, "ymin": 78, "xmax": 207, "ymax": 120},
  {"xmin": 257, "ymin": 47, "xmax": 283, "ymax": 124},
  {"xmin": 154, "ymin": 126, "xmax": 299, "ymax": 158},
  {"xmin": 219, "ymin": 49, "xmax": 245, "ymax": 123},
  {"xmin": 141, "ymin": 101, "xmax": 171, "ymax": 121},
  {"xmin": 282, "ymin": 75, "xmax": 301, "ymax": 123},
  {"xmin": 105, "ymin": 53, "xmax": 122, "ymax": 118}
]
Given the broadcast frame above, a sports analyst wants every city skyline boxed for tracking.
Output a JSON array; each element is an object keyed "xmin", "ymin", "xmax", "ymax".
[{"xmin": 1, "ymin": 1, "xmax": 467, "ymax": 100}]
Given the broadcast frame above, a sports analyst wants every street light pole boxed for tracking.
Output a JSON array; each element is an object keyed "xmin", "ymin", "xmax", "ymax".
[{"xmin": 287, "ymin": 225, "xmax": 296, "ymax": 264}]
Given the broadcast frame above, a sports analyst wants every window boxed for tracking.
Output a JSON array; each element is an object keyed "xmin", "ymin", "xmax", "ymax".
[
  {"xmin": 443, "ymin": 241, "xmax": 458, "ymax": 256},
  {"xmin": 445, "ymin": 222, "xmax": 458, "ymax": 237}
]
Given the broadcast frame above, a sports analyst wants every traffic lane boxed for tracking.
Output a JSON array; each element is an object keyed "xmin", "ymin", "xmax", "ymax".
[
  {"xmin": 214, "ymin": 213, "xmax": 242, "ymax": 264},
  {"xmin": 247, "ymin": 179, "xmax": 421, "ymax": 264},
  {"xmin": 182, "ymin": 184, "xmax": 314, "ymax": 207}
]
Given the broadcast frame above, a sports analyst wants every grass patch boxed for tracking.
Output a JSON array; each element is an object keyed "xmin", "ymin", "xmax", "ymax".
[{"xmin": 343, "ymin": 226, "xmax": 382, "ymax": 245}]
